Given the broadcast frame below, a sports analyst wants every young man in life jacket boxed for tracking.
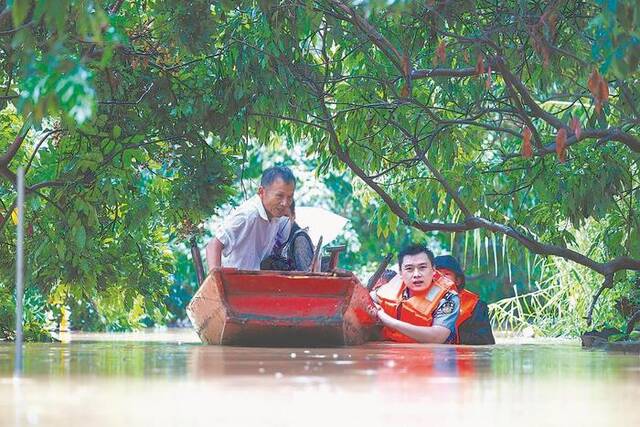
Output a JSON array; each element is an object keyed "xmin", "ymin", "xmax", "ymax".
[
  {"xmin": 434, "ymin": 255, "xmax": 495, "ymax": 345},
  {"xmin": 371, "ymin": 244, "xmax": 460, "ymax": 344}
]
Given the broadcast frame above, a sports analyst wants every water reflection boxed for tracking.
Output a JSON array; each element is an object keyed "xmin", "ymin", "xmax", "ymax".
[
  {"xmin": 188, "ymin": 344, "xmax": 486, "ymax": 379},
  {"xmin": 0, "ymin": 331, "xmax": 639, "ymax": 427},
  {"xmin": 0, "ymin": 342, "xmax": 193, "ymax": 378},
  {"xmin": 0, "ymin": 332, "xmax": 638, "ymax": 382}
]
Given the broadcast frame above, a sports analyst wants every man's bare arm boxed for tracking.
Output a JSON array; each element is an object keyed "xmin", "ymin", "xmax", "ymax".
[{"xmin": 205, "ymin": 237, "xmax": 224, "ymax": 272}]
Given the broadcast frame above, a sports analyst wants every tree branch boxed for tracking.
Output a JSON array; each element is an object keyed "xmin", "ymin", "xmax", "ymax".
[
  {"xmin": 321, "ymin": 99, "xmax": 638, "ymax": 278},
  {"xmin": 386, "ymin": 117, "xmax": 473, "ymax": 218},
  {"xmin": 503, "ymin": 128, "xmax": 640, "ymax": 160},
  {"xmin": 327, "ymin": 0, "xmax": 404, "ymax": 73},
  {"xmin": 25, "ymin": 129, "xmax": 63, "ymax": 176},
  {"xmin": 0, "ymin": 199, "xmax": 16, "ymax": 232},
  {"xmin": 585, "ymin": 275, "xmax": 613, "ymax": 327},
  {"xmin": 626, "ymin": 309, "xmax": 640, "ymax": 335},
  {"xmin": 492, "ymin": 56, "xmax": 565, "ymax": 130},
  {"xmin": 265, "ymin": 5, "xmax": 640, "ymax": 325},
  {"xmin": 274, "ymin": 34, "xmax": 640, "ymax": 283},
  {"xmin": 0, "ymin": 132, "xmax": 28, "ymax": 166},
  {"xmin": 411, "ymin": 67, "xmax": 477, "ymax": 79},
  {"xmin": 98, "ymin": 82, "xmax": 154, "ymax": 105},
  {"xmin": 109, "ymin": 0, "xmax": 126, "ymax": 15},
  {"xmin": 0, "ymin": 21, "xmax": 35, "ymax": 37}
]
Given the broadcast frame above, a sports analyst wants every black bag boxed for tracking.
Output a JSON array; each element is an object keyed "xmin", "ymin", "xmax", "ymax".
[
  {"xmin": 458, "ymin": 300, "xmax": 495, "ymax": 345},
  {"xmin": 259, "ymin": 254, "xmax": 294, "ymax": 271},
  {"xmin": 285, "ymin": 228, "xmax": 314, "ymax": 271},
  {"xmin": 260, "ymin": 224, "xmax": 314, "ymax": 271}
]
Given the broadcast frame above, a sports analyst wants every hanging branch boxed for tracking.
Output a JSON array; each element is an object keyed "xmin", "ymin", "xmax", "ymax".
[
  {"xmin": 626, "ymin": 309, "xmax": 640, "ymax": 335},
  {"xmin": 585, "ymin": 274, "xmax": 614, "ymax": 327},
  {"xmin": 327, "ymin": 0, "xmax": 404, "ymax": 73},
  {"xmin": 325, "ymin": 1, "xmax": 640, "ymax": 157},
  {"xmin": 259, "ymin": 5, "xmax": 640, "ymax": 290},
  {"xmin": 0, "ymin": 132, "xmax": 28, "ymax": 166},
  {"xmin": 109, "ymin": 0, "xmax": 126, "ymax": 15}
]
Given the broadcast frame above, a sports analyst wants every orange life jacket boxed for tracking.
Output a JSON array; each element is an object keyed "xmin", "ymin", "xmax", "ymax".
[
  {"xmin": 454, "ymin": 289, "xmax": 480, "ymax": 344},
  {"xmin": 431, "ymin": 274, "xmax": 482, "ymax": 345},
  {"xmin": 376, "ymin": 271, "xmax": 456, "ymax": 343},
  {"xmin": 429, "ymin": 272, "xmax": 483, "ymax": 345}
]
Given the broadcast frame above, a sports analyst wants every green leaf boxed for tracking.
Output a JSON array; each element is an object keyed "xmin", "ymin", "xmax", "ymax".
[
  {"xmin": 608, "ymin": 333, "xmax": 627, "ymax": 343},
  {"xmin": 73, "ymin": 224, "xmax": 86, "ymax": 250},
  {"xmin": 11, "ymin": 0, "xmax": 30, "ymax": 27}
]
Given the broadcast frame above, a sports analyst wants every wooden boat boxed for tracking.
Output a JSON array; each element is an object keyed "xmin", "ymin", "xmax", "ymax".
[{"xmin": 186, "ymin": 268, "xmax": 379, "ymax": 346}]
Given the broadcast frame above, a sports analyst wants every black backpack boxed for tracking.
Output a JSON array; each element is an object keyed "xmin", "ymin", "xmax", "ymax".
[
  {"xmin": 260, "ymin": 224, "xmax": 314, "ymax": 271},
  {"xmin": 284, "ymin": 228, "xmax": 314, "ymax": 271},
  {"xmin": 458, "ymin": 300, "xmax": 495, "ymax": 345}
]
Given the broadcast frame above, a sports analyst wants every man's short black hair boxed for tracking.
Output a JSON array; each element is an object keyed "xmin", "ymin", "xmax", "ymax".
[
  {"xmin": 261, "ymin": 166, "xmax": 296, "ymax": 187},
  {"xmin": 398, "ymin": 243, "xmax": 435, "ymax": 269}
]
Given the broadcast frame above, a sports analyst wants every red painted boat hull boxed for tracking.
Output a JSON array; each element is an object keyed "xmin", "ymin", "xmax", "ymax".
[{"xmin": 187, "ymin": 268, "xmax": 378, "ymax": 346}]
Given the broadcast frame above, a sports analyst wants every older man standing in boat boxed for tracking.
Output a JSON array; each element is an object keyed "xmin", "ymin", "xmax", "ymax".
[{"xmin": 205, "ymin": 166, "xmax": 295, "ymax": 271}]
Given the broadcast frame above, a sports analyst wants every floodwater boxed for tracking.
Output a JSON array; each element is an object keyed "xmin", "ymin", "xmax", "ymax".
[{"xmin": 1, "ymin": 330, "xmax": 639, "ymax": 427}]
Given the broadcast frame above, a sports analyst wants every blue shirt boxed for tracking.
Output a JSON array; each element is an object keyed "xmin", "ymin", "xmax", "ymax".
[{"xmin": 432, "ymin": 292, "xmax": 461, "ymax": 343}]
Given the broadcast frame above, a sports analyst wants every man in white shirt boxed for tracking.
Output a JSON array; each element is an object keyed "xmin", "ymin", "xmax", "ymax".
[{"xmin": 205, "ymin": 166, "xmax": 295, "ymax": 271}]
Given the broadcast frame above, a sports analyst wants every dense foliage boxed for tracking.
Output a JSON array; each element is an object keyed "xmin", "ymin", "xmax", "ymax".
[
  {"xmin": 0, "ymin": 0, "xmax": 238, "ymax": 337},
  {"xmin": 1, "ymin": 1, "xmax": 638, "ymax": 338}
]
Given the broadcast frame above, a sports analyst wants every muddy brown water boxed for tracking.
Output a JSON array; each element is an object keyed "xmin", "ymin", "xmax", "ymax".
[{"xmin": 1, "ymin": 329, "xmax": 639, "ymax": 427}]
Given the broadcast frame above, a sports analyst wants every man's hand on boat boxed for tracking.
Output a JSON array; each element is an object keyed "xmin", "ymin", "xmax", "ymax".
[
  {"xmin": 375, "ymin": 307, "xmax": 395, "ymax": 326},
  {"xmin": 367, "ymin": 292, "xmax": 384, "ymax": 325}
]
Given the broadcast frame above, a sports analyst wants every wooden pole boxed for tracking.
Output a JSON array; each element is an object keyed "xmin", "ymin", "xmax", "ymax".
[
  {"xmin": 366, "ymin": 253, "xmax": 393, "ymax": 290},
  {"xmin": 190, "ymin": 236, "xmax": 206, "ymax": 285},
  {"xmin": 14, "ymin": 167, "xmax": 25, "ymax": 376},
  {"xmin": 309, "ymin": 236, "xmax": 323, "ymax": 273}
]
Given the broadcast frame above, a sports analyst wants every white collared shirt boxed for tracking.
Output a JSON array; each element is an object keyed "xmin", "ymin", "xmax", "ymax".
[{"xmin": 214, "ymin": 196, "xmax": 292, "ymax": 270}]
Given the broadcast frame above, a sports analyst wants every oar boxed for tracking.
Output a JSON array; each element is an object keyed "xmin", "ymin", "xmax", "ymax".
[
  {"xmin": 325, "ymin": 245, "xmax": 346, "ymax": 271},
  {"xmin": 190, "ymin": 236, "xmax": 206, "ymax": 285},
  {"xmin": 366, "ymin": 252, "xmax": 393, "ymax": 291},
  {"xmin": 309, "ymin": 236, "xmax": 323, "ymax": 273}
]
